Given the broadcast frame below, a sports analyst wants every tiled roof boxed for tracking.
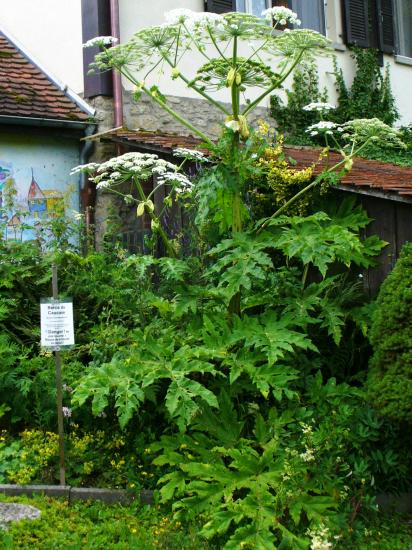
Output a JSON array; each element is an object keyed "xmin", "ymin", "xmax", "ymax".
[
  {"xmin": 96, "ymin": 128, "xmax": 412, "ymax": 201},
  {"xmin": 0, "ymin": 31, "xmax": 90, "ymax": 123}
]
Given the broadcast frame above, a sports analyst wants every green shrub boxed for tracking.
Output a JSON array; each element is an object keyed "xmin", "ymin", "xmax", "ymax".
[
  {"xmin": 270, "ymin": 60, "xmax": 327, "ymax": 142},
  {"xmin": 367, "ymin": 242, "xmax": 412, "ymax": 423}
]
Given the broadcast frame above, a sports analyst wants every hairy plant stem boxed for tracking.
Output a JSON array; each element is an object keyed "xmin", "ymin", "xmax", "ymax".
[
  {"xmin": 228, "ymin": 36, "xmax": 242, "ymax": 317},
  {"xmin": 301, "ymin": 262, "xmax": 310, "ymax": 287},
  {"xmin": 134, "ymin": 177, "xmax": 177, "ymax": 258}
]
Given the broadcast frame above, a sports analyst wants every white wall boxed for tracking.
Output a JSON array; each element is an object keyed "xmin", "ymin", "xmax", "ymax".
[
  {"xmin": 0, "ymin": 0, "xmax": 411, "ymax": 124},
  {"xmin": 0, "ymin": 0, "xmax": 84, "ymax": 94},
  {"xmin": 118, "ymin": 0, "xmax": 412, "ymax": 125}
]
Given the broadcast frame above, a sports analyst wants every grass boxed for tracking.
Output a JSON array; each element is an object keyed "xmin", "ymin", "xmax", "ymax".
[{"xmin": 0, "ymin": 494, "xmax": 215, "ymax": 550}]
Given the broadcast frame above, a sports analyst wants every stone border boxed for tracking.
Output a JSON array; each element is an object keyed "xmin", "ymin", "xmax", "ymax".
[{"xmin": 0, "ymin": 485, "xmax": 154, "ymax": 505}]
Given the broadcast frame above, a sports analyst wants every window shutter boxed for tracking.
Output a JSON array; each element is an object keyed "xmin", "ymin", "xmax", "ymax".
[
  {"xmin": 81, "ymin": 0, "xmax": 113, "ymax": 98},
  {"xmin": 377, "ymin": 0, "xmax": 394, "ymax": 53},
  {"xmin": 342, "ymin": 0, "xmax": 371, "ymax": 47},
  {"xmin": 205, "ymin": 0, "xmax": 236, "ymax": 13}
]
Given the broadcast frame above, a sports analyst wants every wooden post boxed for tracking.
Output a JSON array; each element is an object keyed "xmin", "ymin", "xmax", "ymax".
[{"xmin": 52, "ymin": 263, "xmax": 66, "ymax": 486}]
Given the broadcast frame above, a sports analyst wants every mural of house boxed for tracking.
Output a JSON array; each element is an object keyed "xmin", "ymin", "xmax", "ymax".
[
  {"xmin": 0, "ymin": 27, "xmax": 95, "ymax": 241},
  {"xmin": 27, "ymin": 173, "xmax": 47, "ymax": 217},
  {"xmin": 5, "ymin": 213, "xmax": 22, "ymax": 242}
]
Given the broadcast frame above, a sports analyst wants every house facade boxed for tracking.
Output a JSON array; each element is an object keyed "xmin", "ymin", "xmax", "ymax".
[
  {"xmin": 0, "ymin": 28, "xmax": 95, "ymax": 243},
  {"xmin": 2, "ymin": 1, "xmax": 412, "ymax": 127},
  {"xmin": 2, "ymin": 1, "xmax": 412, "ymax": 281}
]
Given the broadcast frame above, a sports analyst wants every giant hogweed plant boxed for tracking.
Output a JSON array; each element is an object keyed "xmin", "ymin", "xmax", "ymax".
[{"xmin": 72, "ymin": 8, "xmax": 396, "ymax": 549}]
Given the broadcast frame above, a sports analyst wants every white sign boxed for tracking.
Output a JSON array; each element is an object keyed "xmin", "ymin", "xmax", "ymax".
[{"xmin": 40, "ymin": 299, "xmax": 75, "ymax": 348}]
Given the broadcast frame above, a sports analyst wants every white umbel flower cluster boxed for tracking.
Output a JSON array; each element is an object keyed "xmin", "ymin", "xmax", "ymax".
[
  {"xmin": 71, "ymin": 152, "xmax": 191, "ymax": 191},
  {"xmin": 307, "ymin": 525, "xmax": 333, "ymax": 550},
  {"xmin": 261, "ymin": 7, "xmax": 301, "ymax": 26},
  {"xmin": 83, "ymin": 36, "xmax": 118, "ymax": 48},
  {"xmin": 165, "ymin": 9, "xmax": 223, "ymax": 31},
  {"xmin": 306, "ymin": 120, "xmax": 339, "ymax": 136},
  {"xmin": 173, "ymin": 147, "xmax": 208, "ymax": 162},
  {"xmin": 156, "ymin": 171, "xmax": 193, "ymax": 193},
  {"xmin": 70, "ymin": 162, "xmax": 100, "ymax": 175},
  {"xmin": 303, "ymin": 102, "xmax": 336, "ymax": 112}
]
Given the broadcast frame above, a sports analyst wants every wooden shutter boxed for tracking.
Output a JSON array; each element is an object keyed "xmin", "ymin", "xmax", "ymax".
[
  {"xmin": 377, "ymin": 0, "xmax": 395, "ymax": 53},
  {"xmin": 82, "ymin": 0, "xmax": 113, "ymax": 98},
  {"xmin": 205, "ymin": 0, "xmax": 236, "ymax": 13},
  {"xmin": 342, "ymin": 0, "xmax": 371, "ymax": 47}
]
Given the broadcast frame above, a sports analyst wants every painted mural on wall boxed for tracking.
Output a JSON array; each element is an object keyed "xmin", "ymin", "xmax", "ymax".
[
  {"xmin": 0, "ymin": 132, "xmax": 80, "ymax": 243},
  {"xmin": 1, "ymin": 162, "xmax": 65, "ymax": 242}
]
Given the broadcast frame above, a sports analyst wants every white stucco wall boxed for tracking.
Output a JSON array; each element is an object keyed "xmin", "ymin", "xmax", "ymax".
[
  {"xmin": 0, "ymin": 0, "xmax": 84, "ymax": 93},
  {"xmin": 0, "ymin": 0, "xmax": 411, "ymax": 124},
  {"xmin": 118, "ymin": 0, "xmax": 412, "ymax": 125}
]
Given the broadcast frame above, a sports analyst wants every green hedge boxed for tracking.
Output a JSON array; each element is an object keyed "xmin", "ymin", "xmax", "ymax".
[{"xmin": 368, "ymin": 242, "xmax": 412, "ymax": 423}]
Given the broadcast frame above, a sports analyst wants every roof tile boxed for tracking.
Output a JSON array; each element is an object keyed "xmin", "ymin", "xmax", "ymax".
[
  {"xmin": 0, "ymin": 32, "xmax": 90, "ymax": 122},
  {"xmin": 101, "ymin": 129, "xmax": 412, "ymax": 200}
]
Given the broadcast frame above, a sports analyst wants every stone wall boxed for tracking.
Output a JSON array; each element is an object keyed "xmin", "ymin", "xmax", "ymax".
[
  {"xmin": 124, "ymin": 90, "xmax": 271, "ymax": 138},
  {"xmin": 87, "ymin": 96, "xmax": 118, "ymax": 249}
]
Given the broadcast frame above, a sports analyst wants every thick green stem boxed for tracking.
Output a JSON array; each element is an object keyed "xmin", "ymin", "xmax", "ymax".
[
  {"xmin": 134, "ymin": 177, "xmax": 177, "ymax": 258},
  {"xmin": 228, "ymin": 36, "xmax": 243, "ymax": 317},
  {"xmin": 302, "ymin": 263, "xmax": 310, "ymax": 287}
]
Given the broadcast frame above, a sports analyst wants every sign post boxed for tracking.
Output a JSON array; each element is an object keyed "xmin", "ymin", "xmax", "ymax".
[{"xmin": 40, "ymin": 264, "xmax": 75, "ymax": 486}]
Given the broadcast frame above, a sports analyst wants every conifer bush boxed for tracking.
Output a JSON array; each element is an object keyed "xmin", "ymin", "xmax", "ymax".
[{"xmin": 367, "ymin": 243, "xmax": 412, "ymax": 424}]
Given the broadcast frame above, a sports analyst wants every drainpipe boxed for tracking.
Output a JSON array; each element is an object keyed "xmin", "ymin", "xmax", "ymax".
[
  {"xmin": 110, "ymin": 0, "xmax": 123, "ymax": 130},
  {"xmin": 80, "ymin": 124, "xmax": 97, "ymax": 239},
  {"xmin": 80, "ymin": 124, "xmax": 97, "ymax": 191}
]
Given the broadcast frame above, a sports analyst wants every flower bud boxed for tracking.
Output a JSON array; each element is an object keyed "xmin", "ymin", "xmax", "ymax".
[
  {"xmin": 226, "ymin": 68, "xmax": 236, "ymax": 87},
  {"xmin": 344, "ymin": 157, "xmax": 353, "ymax": 171},
  {"xmin": 136, "ymin": 202, "xmax": 145, "ymax": 217}
]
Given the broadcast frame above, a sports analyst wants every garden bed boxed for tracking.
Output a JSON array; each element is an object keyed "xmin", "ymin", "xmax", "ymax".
[{"xmin": 0, "ymin": 494, "xmax": 411, "ymax": 550}]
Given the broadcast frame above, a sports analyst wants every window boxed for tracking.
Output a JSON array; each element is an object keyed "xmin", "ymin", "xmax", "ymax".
[
  {"xmin": 236, "ymin": 0, "xmax": 269, "ymax": 17},
  {"xmin": 342, "ymin": 0, "xmax": 395, "ymax": 53},
  {"xmin": 395, "ymin": 0, "xmax": 412, "ymax": 57},
  {"xmin": 206, "ymin": 0, "xmax": 326, "ymax": 33},
  {"xmin": 292, "ymin": 0, "xmax": 325, "ymax": 33}
]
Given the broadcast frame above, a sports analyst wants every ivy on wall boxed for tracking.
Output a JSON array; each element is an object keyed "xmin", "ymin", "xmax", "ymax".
[{"xmin": 270, "ymin": 48, "xmax": 399, "ymax": 143}]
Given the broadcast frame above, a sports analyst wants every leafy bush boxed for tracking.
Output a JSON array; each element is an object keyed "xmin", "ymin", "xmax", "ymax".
[
  {"xmin": 0, "ymin": 426, "xmax": 158, "ymax": 488},
  {"xmin": 367, "ymin": 243, "xmax": 412, "ymax": 424},
  {"xmin": 270, "ymin": 61, "xmax": 327, "ymax": 143}
]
